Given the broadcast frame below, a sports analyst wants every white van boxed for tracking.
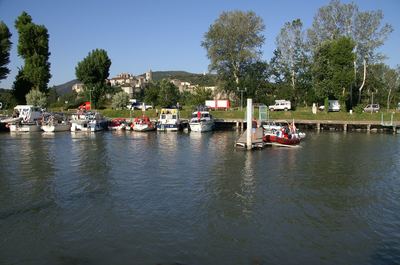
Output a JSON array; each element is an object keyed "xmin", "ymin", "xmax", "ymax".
[{"xmin": 268, "ymin": 100, "xmax": 291, "ymax": 111}]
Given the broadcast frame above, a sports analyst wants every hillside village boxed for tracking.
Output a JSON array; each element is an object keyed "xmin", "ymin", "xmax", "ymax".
[{"xmin": 70, "ymin": 70, "xmax": 218, "ymax": 99}]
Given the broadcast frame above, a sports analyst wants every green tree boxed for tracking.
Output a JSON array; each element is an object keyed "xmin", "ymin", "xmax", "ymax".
[
  {"xmin": 364, "ymin": 64, "xmax": 400, "ymax": 110},
  {"xmin": 0, "ymin": 21, "xmax": 12, "ymax": 81},
  {"xmin": 190, "ymin": 87, "xmax": 213, "ymax": 106},
  {"xmin": 75, "ymin": 49, "xmax": 111, "ymax": 108},
  {"xmin": 15, "ymin": 11, "xmax": 51, "ymax": 92},
  {"xmin": 201, "ymin": 10, "xmax": 265, "ymax": 94},
  {"xmin": 0, "ymin": 89, "xmax": 17, "ymax": 109},
  {"xmin": 308, "ymin": 0, "xmax": 393, "ymax": 64},
  {"xmin": 111, "ymin": 91, "xmax": 129, "ymax": 110},
  {"xmin": 312, "ymin": 37, "xmax": 355, "ymax": 108},
  {"xmin": 25, "ymin": 89, "xmax": 47, "ymax": 108},
  {"xmin": 144, "ymin": 82, "xmax": 160, "ymax": 106},
  {"xmin": 275, "ymin": 19, "xmax": 313, "ymax": 106},
  {"xmin": 12, "ymin": 68, "xmax": 33, "ymax": 104},
  {"xmin": 276, "ymin": 19, "xmax": 308, "ymax": 91},
  {"xmin": 240, "ymin": 61, "xmax": 270, "ymax": 103},
  {"xmin": 158, "ymin": 80, "xmax": 179, "ymax": 107}
]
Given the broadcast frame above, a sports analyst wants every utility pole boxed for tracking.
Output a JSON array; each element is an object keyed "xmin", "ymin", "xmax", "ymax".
[{"xmin": 237, "ymin": 87, "xmax": 247, "ymax": 111}]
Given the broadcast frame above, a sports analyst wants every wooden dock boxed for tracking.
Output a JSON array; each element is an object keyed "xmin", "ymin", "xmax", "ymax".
[
  {"xmin": 215, "ymin": 118, "xmax": 400, "ymax": 133},
  {"xmin": 235, "ymin": 127, "xmax": 265, "ymax": 149}
]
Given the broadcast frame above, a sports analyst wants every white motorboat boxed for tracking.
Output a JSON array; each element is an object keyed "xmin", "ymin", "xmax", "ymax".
[
  {"xmin": 2, "ymin": 105, "xmax": 42, "ymax": 132},
  {"xmin": 156, "ymin": 108, "xmax": 182, "ymax": 131},
  {"xmin": 70, "ymin": 111, "xmax": 108, "ymax": 132},
  {"xmin": 189, "ymin": 110, "xmax": 214, "ymax": 132},
  {"xmin": 41, "ymin": 113, "xmax": 71, "ymax": 132}
]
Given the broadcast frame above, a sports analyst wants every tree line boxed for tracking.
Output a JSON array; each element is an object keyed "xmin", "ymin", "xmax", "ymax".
[
  {"xmin": 202, "ymin": 0, "xmax": 399, "ymax": 111},
  {"xmin": 0, "ymin": 0, "xmax": 399, "ymax": 111}
]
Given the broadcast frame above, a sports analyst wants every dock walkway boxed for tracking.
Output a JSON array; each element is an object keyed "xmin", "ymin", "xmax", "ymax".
[{"xmin": 235, "ymin": 127, "xmax": 264, "ymax": 149}]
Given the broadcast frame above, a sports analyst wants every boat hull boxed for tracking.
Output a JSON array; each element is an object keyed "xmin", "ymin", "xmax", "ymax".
[
  {"xmin": 157, "ymin": 123, "xmax": 181, "ymax": 131},
  {"xmin": 9, "ymin": 123, "xmax": 41, "ymax": 132},
  {"xmin": 189, "ymin": 121, "xmax": 214, "ymax": 132},
  {"xmin": 108, "ymin": 124, "xmax": 126, "ymax": 130},
  {"xmin": 132, "ymin": 123, "xmax": 156, "ymax": 132},
  {"xmin": 41, "ymin": 123, "xmax": 71, "ymax": 132},
  {"xmin": 263, "ymin": 134, "xmax": 300, "ymax": 145}
]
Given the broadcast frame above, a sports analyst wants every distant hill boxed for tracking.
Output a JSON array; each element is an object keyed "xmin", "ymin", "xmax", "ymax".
[
  {"xmin": 141, "ymin": 71, "xmax": 217, "ymax": 87},
  {"xmin": 50, "ymin": 79, "xmax": 80, "ymax": 95}
]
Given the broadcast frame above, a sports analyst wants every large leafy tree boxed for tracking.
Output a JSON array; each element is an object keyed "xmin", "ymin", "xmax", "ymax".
[
  {"xmin": 15, "ymin": 11, "xmax": 51, "ymax": 92},
  {"xmin": 12, "ymin": 68, "xmax": 33, "ymax": 104},
  {"xmin": 157, "ymin": 79, "xmax": 180, "ymax": 107},
  {"xmin": 312, "ymin": 37, "xmax": 355, "ymax": 107},
  {"xmin": 111, "ymin": 91, "xmax": 129, "ymax": 110},
  {"xmin": 364, "ymin": 64, "xmax": 400, "ymax": 110},
  {"xmin": 201, "ymin": 10, "xmax": 265, "ymax": 94},
  {"xmin": 0, "ymin": 21, "xmax": 12, "ymax": 81},
  {"xmin": 75, "ymin": 49, "xmax": 111, "ymax": 108},
  {"xmin": 275, "ymin": 19, "xmax": 313, "ymax": 106},
  {"xmin": 240, "ymin": 61, "xmax": 271, "ymax": 103},
  {"xmin": 276, "ymin": 19, "xmax": 308, "ymax": 90},
  {"xmin": 308, "ymin": 0, "xmax": 393, "ymax": 64},
  {"xmin": 188, "ymin": 87, "xmax": 213, "ymax": 106},
  {"xmin": 144, "ymin": 82, "xmax": 160, "ymax": 107},
  {"xmin": 25, "ymin": 89, "xmax": 47, "ymax": 108}
]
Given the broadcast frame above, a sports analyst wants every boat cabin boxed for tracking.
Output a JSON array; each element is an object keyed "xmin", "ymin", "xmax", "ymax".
[
  {"xmin": 160, "ymin": 108, "xmax": 180, "ymax": 121},
  {"xmin": 13, "ymin": 105, "xmax": 42, "ymax": 122}
]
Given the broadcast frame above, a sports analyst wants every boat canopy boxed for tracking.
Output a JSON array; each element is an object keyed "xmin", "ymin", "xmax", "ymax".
[{"xmin": 160, "ymin": 108, "xmax": 178, "ymax": 115}]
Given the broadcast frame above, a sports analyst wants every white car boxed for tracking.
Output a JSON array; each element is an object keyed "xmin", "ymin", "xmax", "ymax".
[
  {"xmin": 268, "ymin": 100, "xmax": 291, "ymax": 111},
  {"xmin": 127, "ymin": 102, "xmax": 153, "ymax": 110}
]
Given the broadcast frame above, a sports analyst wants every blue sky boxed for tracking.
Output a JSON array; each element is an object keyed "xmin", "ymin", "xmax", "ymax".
[{"xmin": 0, "ymin": 0, "xmax": 399, "ymax": 89}]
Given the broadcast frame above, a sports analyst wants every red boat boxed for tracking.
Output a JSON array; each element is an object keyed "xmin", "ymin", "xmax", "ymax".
[
  {"xmin": 108, "ymin": 118, "xmax": 127, "ymax": 130},
  {"xmin": 263, "ymin": 126, "xmax": 300, "ymax": 146},
  {"xmin": 131, "ymin": 115, "xmax": 155, "ymax": 131}
]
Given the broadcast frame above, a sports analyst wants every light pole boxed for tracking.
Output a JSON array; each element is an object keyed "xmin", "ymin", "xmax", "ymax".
[{"xmin": 237, "ymin": 87, "xmax": 247, "ymax": 111}]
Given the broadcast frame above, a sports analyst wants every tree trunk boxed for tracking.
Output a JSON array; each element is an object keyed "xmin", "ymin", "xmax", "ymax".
[
  {"xmin": 387, "ymin": 88, "xmax": 392, "ymax": 111},
  {"xmin": 358, "ymin": 58, "xmax": 367, "ymax": 103}
]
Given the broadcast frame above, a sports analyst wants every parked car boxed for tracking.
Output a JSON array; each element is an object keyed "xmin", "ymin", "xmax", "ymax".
[
  {"xmin": 127, "ymin": 102, "xmax": 153, "ymax": 110},
  {"xmin": 363, "ymin": 104, "xmax": 380, "ymax": 113},
  {"xmin": 268, "ymin": 100, "xmax": 291, "ymax": 111}
]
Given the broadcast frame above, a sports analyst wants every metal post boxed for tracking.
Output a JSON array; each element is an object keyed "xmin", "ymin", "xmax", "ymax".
[
  {"xmin": 246, "ymin": 98, "xmax": 252, "ymax": 150},
  {"xmin": 237, "ymin": 87, "xmax": 247, "ymax": 111}
]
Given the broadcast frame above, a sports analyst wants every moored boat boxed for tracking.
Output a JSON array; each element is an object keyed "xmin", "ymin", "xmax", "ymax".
[
  {"xmin": 70, "ymin": 111, "xmax": 108, "ymax": 132},
  {"xmin": 2, "ymin": 105, "xmax": 42, "ymax": 132},
  {"xmin": 189, "ymin": 109, "xmax": 214, "ymax": 132},
  {"xmin": 156, "ymin": 108, "xmax": 182, "ymax": 131},
  {"xmin": 263, "ymin": 120, "xmax": 306, "ymax": 140},
  {"xmin": 131, "ymin": 115, "xmax": 155, "ymax": 131},
  {"xmin": 41, "ymin": 113, "xmax": 71, "ymax": 132},
  {"xmin": 108, "ymin": 118, "xmax": 127, "ymax": 130},
  {"xmin": 263, "ymin": 121, "xmax": 301, "ymax": 146}
]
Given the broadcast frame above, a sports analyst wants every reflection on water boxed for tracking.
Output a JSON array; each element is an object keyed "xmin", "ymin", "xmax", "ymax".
[{"xmin": 0, "ymin": 131, "xmax": 399, "ymax": 265}]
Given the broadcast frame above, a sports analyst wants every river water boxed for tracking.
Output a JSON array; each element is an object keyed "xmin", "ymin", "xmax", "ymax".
[{"xmin": 0, "ymin": 130, "xmax": 399, "ymax": 265}]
